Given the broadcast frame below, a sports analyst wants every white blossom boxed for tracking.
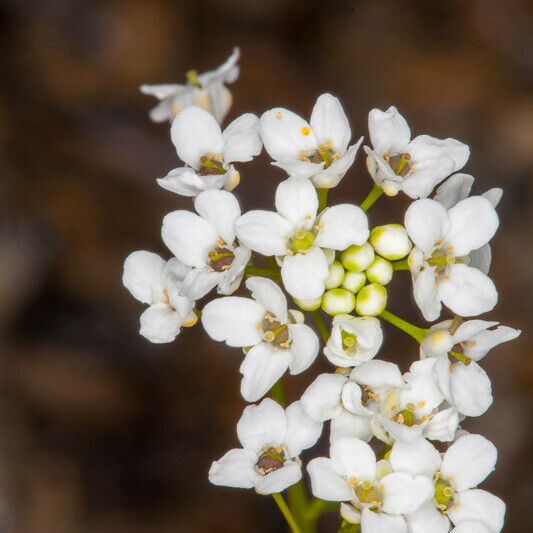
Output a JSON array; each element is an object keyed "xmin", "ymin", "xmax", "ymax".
[
  {"xmin": 260, "ymin": 93, "xmax": 363, "ymax": 188},
  {"xmin": 157, "ymin": 106, "xmax": 262, "ymax": 197},
  {"xmin": 209, "ymin": 398, "xmax": 322, "ymax": 494},
  {"xmin": 405, "ymin": 196, "xmax": 499, "ymax": 321},
  {"xmin": 236, "ymin": 177, "xmax": 369, "ymax": 300},
  {"xmin": 365, "ymin": 106, "xmax": 469, "ymax": 198},
  {"xmin": 140, "ymin": 47, "xmax": 240, "ymax": 124},
  {"xmin": 122, "ymin": 251, "xmax": 196, "ymax": 343},
  {"xmin": 201, "ymin": 277, "xmax": 319, "ymax": 401},
  {"xmin": 162, "ymin": 189, "xmax": 250, "ymax": 299}
]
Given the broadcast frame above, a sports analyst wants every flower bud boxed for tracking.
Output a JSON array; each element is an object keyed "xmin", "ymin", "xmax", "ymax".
[
  {"xmin": 325, "ymin": 261, "xmax": 346, "ymax": 289},
  {"xmin": 340, "ymin": 242, "xmax": 375, "ymax": 272},
  {"xmin": 355, "ymin": 283, "xmax": 387, "ymax": 316},
  {"xmin": 365, "ymin": 257, "xmax": 393, "ymax": 286},
  {"xmin": 342, "ymin": 271, "xmax": 366, "ymax": 293},
  {"xmin": 321, "ymin": 289, "xmax": 356, "ymax": 316},
  {"xmin": 370, "ymin": 224, "xmax": 412, "ymax": 260},
  {"xmin": 294, "ymin": 296, "xmax": 322, "ymax": 312}
]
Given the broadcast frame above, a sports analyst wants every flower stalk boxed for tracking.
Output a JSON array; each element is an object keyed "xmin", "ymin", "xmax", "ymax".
[
  {"xmin": 379, "ymin": 309, "xmax": 428, "ymax": 343},
  {"xmin": 359, "ymin": 183, "xmax": 383, "ymax": 212}
]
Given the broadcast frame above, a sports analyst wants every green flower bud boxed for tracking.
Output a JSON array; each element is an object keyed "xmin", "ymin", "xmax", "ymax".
[
  {"xmin": 325, "ymin": 261, "xmax": 346, "ymax": 289},
  {"xmin": 355, "ymin": 283, "xmax": 387, "ymax": 316},
  {"xmin": 370, "ymin": 224, "xmax": 412, "ymax": 260},
  {"xmin": 365, "ymin": 257, "xmax": 393, "ymax": 285},
  {"xmin": 294, "ymin": 296, "xmax": 322, "ymax": 311},
  {"xmin": 342, "ymin": 271, "xmax": 366, "ymax": 293},
  {"xmin": 340, "ymin": 242, "xmax": 375, "ymax": 272},
  {"xmin": 321, "ymin": 289, "xmax": 356, "ymax": 316}
]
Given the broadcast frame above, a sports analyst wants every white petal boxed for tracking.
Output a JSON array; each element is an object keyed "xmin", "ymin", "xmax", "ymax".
[
  {"xmin": 406, "ymin": 502, "xmax": 450, "ymax": 533},
  {"xmin": 275, "ymin": 177, "xmax": 318, "ymax": 230},
  {"xmin": 281, "ymin": 247, "xmax": 329, "ymax": 300},
  {"xmin": 439, "ymin": 264, "xmax": 498, "ymax": 317},
  {"xmin": 409, "ymin": 135, "xmax": 469, "ymax": 173},
  {"xmin": 255, "ymin": 461, "xmax": 302, "ymax": 495},
  {"xmin": 311, "ymin": 139, "xmax": 362, "ymax": 188},
  {"xmin": 350, "ymin": 360, "xmax": 404, "ymax": 391},
  {"xmin": 413, "ymin": 267, "xmax": 442, "ymax": 321},
  {"xmin": 260, "ymin": 108, "xmax": 317, "ymax": 161},
  {"xmin": 330, "ymin": 438, "xmax": 376, "ymax": 479},
  {"xmin": 208, "ymin": 448, "xmax": 259, "ymax": 489},
  {"xmin": 481, "ymin": 187, "xmax": 503, "ymax": 207},
  {"xmin": 245, "ymin": 276, "xmax": 288, "ymax": 323},
  {"xmin": 222, "ymin": 113, "xmax": 262, "ymax": 163},
  {"xmin": 284, "ymin": 401, "xmax": 323, "ymax": 456},
  {"xmin": 423, "ymin": 407, "xmax": 459, "ymax": 442},
  {"xmin": 240, "ymin": 344, "xmax": 291, "ymax": 402},
  {"xmin": 237, "ymin": 397, "xmax": 287, "ymax": 453},
  {"xmin": 216, "ymin": 246, "xmax": 250, "ymax": 296},
  {"xmin": 139, "ymin": 304, "xmax": 182, "ymax": 343},
  {"xmin": 199, "ymin": 47, "xmax": 240, "ymax": 86},
  {"xmin": 272, "ymin": 158, "xmax": 324, "ymax": 179},
  {"xmin": 368, "ymin": 106, "xmax": 411, "ymax": 155},
  {"xmin": 434, "ymin": 173, "xmax": 474, "ymax": 209},
  {"xmin": 123, "ymin": 251, "xmax": 165, "ymax": 304},
  {"xmin": 181, "ymin": 267, "xmax": 221, "ymax": 299},
  {"xmin": 157, "ymin": 167, "xmax": 221, "ymax": 197},
  {"xmin": 453, "ymin": 319, "xmax": 499, "ymax": 344},
  {"xmin": 401, "ymin": 359, "xmax": 444, "ymax": 415},
  {"xmin": 401, "ymin": 158, "xmax": 456, "ymax": 199},
  {"xmin": 450, "ymin": 362, "xmax": 493, "ymax": 416},
  {"xmin": 287, "ymin": 323, "xmax": 319, "ymax": 374},
  {"xmin": 140, "ymin": 83, "xmax": 184, "ymax": 99},
  {"xmin": 445, "ymin": 197, "xmax": 499, "ymax": 256},
  {"xmin": 194, "ymin": 189, "xmax": 241, "ymax": 245},
  {"xmin": 170, "ymin": 106, "xmax": 223, "ymax": 167},
  {"xmin": 448, "ymin": 489, "xmax": 505, "ymax": 533},
  {"xmin": 468, "ymin": 244, "xmax": 492, "ymax": 275},
  {"xmin": 300, "ymin": 373, "xmax": 346, "ymax": 422},
  {"xmin": 361, "ymin": 508, "xmax": 408, "ymax": 533},
  {"xmin": 310, "ymin": 93, "xmax": 351, "ymax": 153},
  {"xmin": 441, "ymin": 434, "xmax": 497, "ymax": 491},
  {"xmin": 330, "ymin": 410, "xmax": 372, "ymax": 443},
  {"xmin": 314, "ymin": 205, "xmax": 369, "ymax": 249},
  {"xmin": 307, "ymin": 457, "xmax": 354, "ymax": 501},
  {"xmin": 450, "ymin": 521, "xmax": 492, "ymax": 533},
  {"xmin": 381, "ymin": 472, "xmax": 434, "ymax": 515},
  {"xmin": 340, "ymin": 503, "xmax": 361, "ymax": 525},
  {"xmin": 235, "ymin": 210, "xmax": 291, "ymax": 256},
  {"xmin": 404, "ymin": 199, "xmax": 449, "ymax": 256},
  {"xmin": 201, "ymin": 296, "xmax": 264, "ymax": 347},
  {"xmin": 162, "ymin": 211, "xmax": 217, "ymax": 267},
  {"xmin": 464, "ymin": 325, "xmax": 521, "ymax": 361},
  {"xmin": 390, "ymin": 438, "xmax": 441, "ymax": 477},
  {"xmin": 341, "ymin": 382, "xmax": 372, "ymax": 416}
]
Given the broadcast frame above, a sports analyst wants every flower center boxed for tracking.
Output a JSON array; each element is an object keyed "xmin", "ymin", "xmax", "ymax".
[
  {"xmin": 208, "ymin": 242, "xmax": 235, "ymax": 272},
  {"xmin": 341, "ymin": 330, "xmax": 358, "ymax": 353},
  {"xmin": 198, "ymin": 154, "xmax": 225, "ymax": 175},
  {"xmin": 394, "ymin": 404, "xmax": 416, "ymax": 426},
  {"xmin": 261, "ymin": 314, "xmax": 291, "ymax": 349},
  {"xmin": 256, "ymin": 447, "xmax": 285, "ymax": 475},
  {"xmin": 434, "ymin": 476, "xmax": 455, "ymax": 513},
  {"xmin": 349, "ymin": 478, "xmax": 382, "ymax": 509},
  {"xmin": 291, "ymin": 229, "xmax": 316, "ymax": 253},
  {"xmin": 299, "ymin": 140, "xmax": 339, "ymax": 169},
  {"xmin": 361, "ymin": 386, "xmax": 379, "ymax": 406},
  {"xmin": 186, "ymin": 69, "xmax": 202, "ymax": 88},
  {"xmin": 384, "ymin": 152, "xmax": 412, "ymax": 176}
]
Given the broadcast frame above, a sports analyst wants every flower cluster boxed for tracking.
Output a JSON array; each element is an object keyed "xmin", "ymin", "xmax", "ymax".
[{"xmin": 123, "ymin": 49, "xmax": 520, "ymax": 532}]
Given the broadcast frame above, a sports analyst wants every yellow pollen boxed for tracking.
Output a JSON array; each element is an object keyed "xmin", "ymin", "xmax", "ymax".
[
  {"xmin": 417, "ymin": 400, "xmax": 426, "ymax": 408},
  {"xmin": 299, "ymin": 151, "xmax": 310, "ymax": 161},
  {"xmin": 326, "ymin": 139, "xmax": 334, "ymax": 148},
  {"xmin": 443, "ymin": 275, "xmax": 449, "ymax": 281},
  {"xmin": 447, "ymin": 245, "xmax": 453, "ymax": 252},
  {"xmin": 301, "ymin": 126, "xmax": 311, "ymax": 136},
  {"xmin": 467, "ymin": 341, "xmax": 476, "ymax": 347},
  {"xmin": 275, "ymin": 111, "xmax": 282, "ymax": 120}
]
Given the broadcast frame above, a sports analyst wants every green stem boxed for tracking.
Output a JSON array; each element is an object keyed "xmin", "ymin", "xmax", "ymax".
[
  {"xmin": 379, "ymin": 309, "xmax": 428, "ymax": 343},
  {"xmin": 359, "ymin": 183, "xmax": 383, "ymax": 212},
  {"xmin": 391, "ymin": 258, "xmax": 410, "ymax": 271},
  {"xmin": 317, "ymin": 188, "xmax": 329, "ymax": 212},
  {"xmin": 449, "ymin": 350, "xmax": 472, "ymax": 365},
  {"xmin": 269, "ymin": 378, "xmax": 286, "ymax": 406},
  {"xmin": 287, "ymin": 482, "xmax": 315, "ymax": 533},
  {"xmin": 272, "ymin": 493, "xmax": 302, "ymax": 533},
  {"xmin": 244, "ymin": 265, "xmax": 280, "ymax": 278},
  {"xmin": 310, "ymin": 309, "xmax": 330, "ymax": 344}
]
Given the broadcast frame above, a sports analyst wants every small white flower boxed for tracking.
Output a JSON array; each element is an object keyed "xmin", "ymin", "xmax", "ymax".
[
  {"xmin": 201, "ymin": 276, "xmax": 319, "ymax": 402},
  {"xmin": 162, "ymin": 189, "xmax": 250, "ymax": 299},
  {"xmin": 324, "ymin": 315, "xmax": 383, "ymax": 367},
  {"xmin": 260, "ymin": 93, "xmax": 363, "ymax": 188},
  {"xmin": 405, "ymin": 196, "xmax": 499, "ymax": 321},
  {"xmin": 421, "ymin": 318, "xmax": 520, "ymax": 416},
  {"xmin": 209, "ymin": 398, "xmax": 322, "ymax": 495},
  {"xmin": 122, "ymin": 251, "xmax": 196, "ymax": 343},
  {"xmin": 157, "ymin": 105, "xmax": 262, "ymax": 197},
  {"xmin": 364, "ymin": 106, "xmax": 469, "ymax": 198},
  {"xmin": 396, "ymin": 434, "xmax": 505, "ymax": 533},
  {"xmin": 140, "ymin": 47, "xmax": 240, "ymax": 124},
  {"xmin": 307, "ymin": 438, "xmax": 434, "ymax": 521},
  {"xmin": 236, "ymin": 177, "xmax": 369, "ymax": 300}
]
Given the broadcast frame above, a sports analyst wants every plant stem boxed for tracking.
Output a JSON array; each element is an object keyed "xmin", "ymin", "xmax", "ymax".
[
  {"xmin": 287, "ymin": 482, "xmax": 315, "ymax": 533},
  {"xmin": 317, "ymin": 188, "xmax": 329, "ymax": 212},
  {"xmin": 310, "ymin": 309, "xmax": 330, "ymax": 343},
  {"xmin": 359, "ymin": 183, "xmax": 383, "ymax": 212},
  {"xmin": 269, "ymin": 378, "xmax": 286, "ymax": 406},
  {"xmin": 272, "ymin": 493, "xmax": 302, "ymax": 533},
  {"xmin": 244, "ymin": 265, "xmax": 280, "ymax": 278},
  {"xmin": 391, "ymin": 258, "xmax": 410, "ymax": 271},
  {"xmin": 379, "ymin": 309, "xmax": 428, "ymax": 343}
]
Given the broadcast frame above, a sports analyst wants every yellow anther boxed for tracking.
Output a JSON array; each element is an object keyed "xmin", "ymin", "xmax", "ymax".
[
  {"xmin": 447, "ymin": 245, "xmax": 453, "ymax": 252},
  {"xmin": 301, "ymin": 126, "xmax": 311, "ymax": 136},
  {"xmin": 417, "ymin": 400, "xmax": 426, "ymax": 408},
  {"xmin": 275, "ymin": 111, "xmax": 282, "ymax": 120},
  {"xmin": 299, "ymin": 151, "xmax": 310, "ymax": 161}
]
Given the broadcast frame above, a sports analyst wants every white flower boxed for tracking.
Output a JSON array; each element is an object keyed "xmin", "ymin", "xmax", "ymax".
[
  {"xmin": 162, "ymin": 189, "xmax": 250, "ymax": 299},
  {"xmin": 260, "ymin": 93, "xmax": 363, "ymax": 188},
  {"xmin": 122, "ymin": 251, "xmax": 196, "ymax": 343},
  {"xmin": 140, "ymin": 47, "xmax": 240, "ymax": 124},
  {"xmin": 405, "ymin": 196, "xmax": 499, "ymax": 321},
  {"xmin": 395, "ymin": 434, "xmax": 505, "ymax": 533},
  {"xmin": 201, "ymin": 277, "xmax": 319, "ymax": 401},
  {"xmin": 157, "ymin": 106, "xmax": 262, "ymax": 197},
  {"xmin": 236, "ymin": 178, "xmax": 369, "ymax": 300},
  {"xmin": 324, "ymin": 315, "xmax": 383, "ymax": 367},
  {"xmin": 364, "ymin": 106, "xmax": 469, "ymax": 198},
  {"xmin": 307, "ymin": 438, "xmax": 434, "ymax": 523},
  {"xmin": 209, "ymin": 398, "xmax": 322, "ymax": 495},
  {"xmin": 421, "ymin": 318, "xmax": 520, "ymax": 416}
]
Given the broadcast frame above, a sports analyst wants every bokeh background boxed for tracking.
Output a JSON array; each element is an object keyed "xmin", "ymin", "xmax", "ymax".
[{"xmin": 0, "ymin": 0, "xmax": 531, "ymax": 531}]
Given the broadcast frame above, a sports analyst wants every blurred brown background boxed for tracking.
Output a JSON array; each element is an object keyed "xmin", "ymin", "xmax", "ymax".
[{"xmin": 0, "ymin": 0, "xmax": 531, "ymax": 531}]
